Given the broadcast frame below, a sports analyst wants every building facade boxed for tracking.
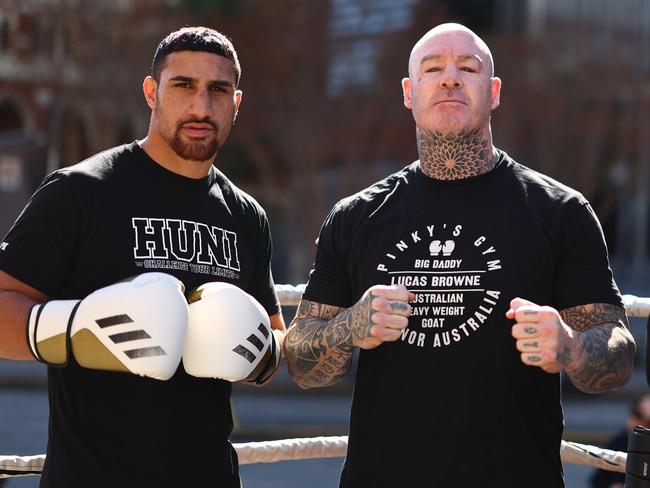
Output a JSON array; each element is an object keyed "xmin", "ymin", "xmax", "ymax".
[{"xmin": 0, "ymin": 0, "xmax": 647, "ymax": 283}]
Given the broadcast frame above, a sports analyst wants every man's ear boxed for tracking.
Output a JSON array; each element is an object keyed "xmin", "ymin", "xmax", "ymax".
[
  {"xmin": 490, "ymin": 77, "xmax": 502, "ymax": 110},
  {"xmin": 402, "ymin": 77, "xmax": 413, "ymax": 110},
  {"xmin": 143, "ymin": 76, "xmax": 157, "ymax": 110},
  {"xmin": 233, "ymin": 90, "xmax": 243, "ymax": 122}
]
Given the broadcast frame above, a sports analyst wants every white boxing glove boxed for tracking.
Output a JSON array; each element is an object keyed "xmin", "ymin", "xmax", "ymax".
[
  {"xmin": 183, "ymin": 282, "xmax": 280, "ymax": 384},
  {"xmin": 27, "ymin": 272, "xmax": 188, "ymax": 381}
]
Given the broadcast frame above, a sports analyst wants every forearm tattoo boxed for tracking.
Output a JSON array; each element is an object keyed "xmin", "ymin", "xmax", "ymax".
[
  {"xmin": 417, "ymin": 128, "xmax": 496, "ymax": 180},
  {"xmin": 560, "ymin": 303, "xmax": 636, "ymax": 393},
  {"xmin": 560, "ymin": 303, "xmax": 625, "ymax": 332},
  {"xmin": 284, "ymin": 295, "xmax": 375, "ymax": 388}
]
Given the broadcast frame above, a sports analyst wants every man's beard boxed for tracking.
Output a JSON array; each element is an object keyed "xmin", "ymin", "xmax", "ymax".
[{"xmin": 169, "ymin": 132, "xmax": 220, "ymax": 162}]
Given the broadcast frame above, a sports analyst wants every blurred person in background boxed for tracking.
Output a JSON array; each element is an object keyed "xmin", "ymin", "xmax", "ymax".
[
  {"xmin": 590, "ymin": 393, "xmax": 650, "ymax": 488},
  {"xmin": 283, "ymin": 23, "xmax": 636, "ymax": 488},
  {"xmin": 0, "ymin": 27, "xmax": 284, "ymax": 488}
]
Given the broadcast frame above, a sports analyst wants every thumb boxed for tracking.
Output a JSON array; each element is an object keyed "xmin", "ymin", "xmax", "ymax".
[{"xmin": 506, "ymin": 297, "xmax": 539, "ymax": 318}]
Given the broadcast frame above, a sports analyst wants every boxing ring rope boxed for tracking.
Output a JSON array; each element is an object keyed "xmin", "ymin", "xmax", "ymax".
[
  {"xmin": 0, "ymin": 438, "xmax": 630, "ymax": 478},
  {"xmin": 1, "ymin": 288, "xmax": 648, "ymax": 479}
]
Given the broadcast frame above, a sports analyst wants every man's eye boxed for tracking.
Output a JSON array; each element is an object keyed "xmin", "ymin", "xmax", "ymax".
[
  {"xmin": 174, "ymin": 82, "xmax": 191, "ymax": 88},
  {"xmin": 460, "ymin": 67, "xmax": 477, "ymax": 73},
  {"xmin": 210, "ymin": 86, "xmax": 227, "ymax": 93},
  {"xmin": 425, "ymin": 67, "xmax": 441, "ymax": 73}
]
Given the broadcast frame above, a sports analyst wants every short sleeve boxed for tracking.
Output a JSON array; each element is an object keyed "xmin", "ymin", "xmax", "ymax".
[
  {"xmin": 301, "ymin": 206, "xmax": 354, "ymax": 307},
  {"xmin": 0, "ymin": 171, "xmax": 82, "ymax": 296},
  {"xmin": 554, "ymin": 201, "xmax": 622, "ymax": 311},
  {"xmin": 246, "ymin": 213, "xmax": 281, "ymax": 316}
]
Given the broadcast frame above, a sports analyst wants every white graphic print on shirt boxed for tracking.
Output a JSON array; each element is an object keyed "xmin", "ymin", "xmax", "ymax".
[
  {"xmin": 376, "ymin": 223, "xmax": 502, "ymax": 348},
  {"xmin": 131, "ymin": 217, "xmax": 241, "ymax": 280}
]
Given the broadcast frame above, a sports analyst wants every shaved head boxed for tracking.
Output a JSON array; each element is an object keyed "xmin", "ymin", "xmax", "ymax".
[
  {"xmin": 408, "ymin": 23, "xmax": 494, "ymax": 78},
  {"xmin": 401, "ymin": 22, "xmax": 501, "ymax": 145}
]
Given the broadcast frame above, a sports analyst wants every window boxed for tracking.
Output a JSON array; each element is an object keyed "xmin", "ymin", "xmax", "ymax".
[{"xmin": 326, "ymin": 0, "xmax": 419, "ymax": 97}]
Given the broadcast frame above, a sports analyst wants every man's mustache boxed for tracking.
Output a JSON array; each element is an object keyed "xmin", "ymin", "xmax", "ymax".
[{"xmin": 178, "ymin": 118, "xmax": 218, "ymax": 131}]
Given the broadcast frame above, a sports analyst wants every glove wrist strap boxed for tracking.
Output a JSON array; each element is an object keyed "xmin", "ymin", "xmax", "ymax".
[{"xmin": 28, "ymin": 299, "xmax": 81, "ymax": 366}]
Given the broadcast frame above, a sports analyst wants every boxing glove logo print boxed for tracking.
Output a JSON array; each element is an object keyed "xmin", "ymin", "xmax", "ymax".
[
  {"xmin": 233, "ymin": 323, "xmax": 270, "ymax": 363},
  {"xmin": 94, "ymin": 313, "xmax": 166, "ymax": 359},
  {"xmin": 376, "ymin": 223, "xmax": 502, "ymax": 349},
  {"xmin": 132, "ymin": 218, "xmax": 241, "ymax": 279}
]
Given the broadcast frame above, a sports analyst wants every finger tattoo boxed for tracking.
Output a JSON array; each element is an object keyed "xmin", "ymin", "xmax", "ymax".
[
  {"xmin": 389, "ymin": 302, "xmax": 409, "ymax": 313},
  {"xmin": 523, "ymin": 341, "xmax": 538, "ymax": 348},
  {"xmin": 524, "ymin": 326, "xmax": 537, "ymax": 335},
  {"xmin": 527, "ymin": 355, "xmax": 542, "ymax": 363}
]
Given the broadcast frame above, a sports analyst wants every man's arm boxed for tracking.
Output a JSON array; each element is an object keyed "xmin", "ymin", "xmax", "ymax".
[
  {"xmin": 284, "ymin": 285, "xmax": 414, "ymax": 389},
  {"xmin": 509, "ymin": 298, "xmax": 636, "ymax": 394},
  {"xmin": 283, "ymin": 300, "xmax": 352, "ymax": 389},
  {"xmin": 0, "ymin": 269, "xmax": 47, "ymax": 360}
]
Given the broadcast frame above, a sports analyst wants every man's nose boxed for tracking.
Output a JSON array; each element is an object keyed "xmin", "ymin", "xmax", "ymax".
[
  {"xmin": 439, "ymin": 67, "xmax": 462, "ymax": 89},
  {"xmin": 189, "ymin": 89, "xmax": 213, "ymax": 117}
]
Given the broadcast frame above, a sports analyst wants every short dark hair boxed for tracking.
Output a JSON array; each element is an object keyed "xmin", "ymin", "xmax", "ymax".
[{"xmin": 151, "ymin": 26, "xmax": 241, "ymax": 86}]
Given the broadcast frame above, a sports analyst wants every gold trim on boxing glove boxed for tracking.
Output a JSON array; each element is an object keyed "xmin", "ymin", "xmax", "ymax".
[
  {"xmin": 36, "ymin": 333, "xmax": 68, "ymax": 365},
  {"xmin": 244, "ymin": 343, "xmax": 274, "ymax": 384},
  {"xmin": 187, "ymin": 285, "xmax": 207, "ymax": 304},
  {"xmin": 71, "ymin": 329, "xmax": 131, "ymax": 374}
]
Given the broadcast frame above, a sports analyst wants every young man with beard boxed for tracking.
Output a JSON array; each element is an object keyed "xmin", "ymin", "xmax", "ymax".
[
  {"xmin": 0, "ymin": 27, "xmax": 284, "ymax": 487},
  {"xmin": 284, "ymin": 23, "xmax": 636, "ymax": 487}
]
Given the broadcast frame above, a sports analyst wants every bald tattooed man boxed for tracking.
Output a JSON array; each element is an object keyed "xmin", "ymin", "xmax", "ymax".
[{"xmin": 284, "ymin": 23, "xmax": 635, "ymax": 488}]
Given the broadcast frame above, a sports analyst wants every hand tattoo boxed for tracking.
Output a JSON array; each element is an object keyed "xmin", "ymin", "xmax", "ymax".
[
  {"xmin": 351, "ymin": 293, "xmax": 374, "ymax": 344},
  {"xmin": 556, "ymin": 344, "xmax": 572, "ymax": 368},
  {"xmin": 417, "ymin": 128, "xmax": 495, "ymax": 180}
]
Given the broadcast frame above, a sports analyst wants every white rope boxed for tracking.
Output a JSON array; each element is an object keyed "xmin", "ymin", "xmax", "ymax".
[
  {"xmin": 275, "ymin": 284, "xmax": 306, "ymax": 307},
  {"xmin": 0, "ymin": 455, "xmax": 44, "ymax": 478},
  {"xmin": 622, "ymin": 294, "xmax": 650, "ymax": 318},
  {"xmin": 560, "ymin": 440, "xmax": 626, "ymax": 473},
  {"xmin": 0, "ymin": 436, "xmax": 628, "ymax": 478},
  {"xmin": 236, "ymin": 436, "xmax": 348, "ymax": 464}
]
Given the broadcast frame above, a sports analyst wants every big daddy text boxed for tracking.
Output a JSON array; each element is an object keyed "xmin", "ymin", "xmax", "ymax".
[{"xmin": 376, "ymin": 224, "xmax": 500, "ymax": 272}]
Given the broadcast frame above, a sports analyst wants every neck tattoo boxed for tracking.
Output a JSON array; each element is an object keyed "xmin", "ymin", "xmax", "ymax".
[{"xmin": 417, "ymin": 128, "xmax": 496, "ymax": 180}]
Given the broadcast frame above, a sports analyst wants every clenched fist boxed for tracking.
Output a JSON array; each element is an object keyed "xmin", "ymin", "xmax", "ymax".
[
  {"xmin": 350, "ymin": 284, "xmax": 416, "ymax": 350},
  {"xmin": 506, "ymin": 297, "xmax": 579, "ymax": 374}
]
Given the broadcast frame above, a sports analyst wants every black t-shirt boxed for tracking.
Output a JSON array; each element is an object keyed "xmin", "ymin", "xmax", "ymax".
[
  {"xmin": 0, "ymin": 142, "xmax": 280, "ymax": 488},
  {"xmin": 303, "ymin": 149, "xmax": 622, "ymax": 488}
]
